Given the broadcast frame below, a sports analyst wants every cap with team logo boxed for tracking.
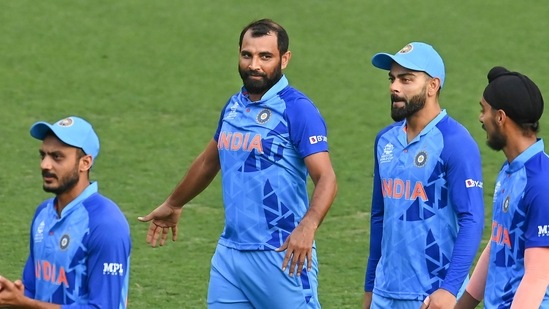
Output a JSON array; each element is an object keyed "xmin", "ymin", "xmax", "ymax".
[
  {"xmin": 30, "ymin": 116, "xmax": 100, "ymax": 161},
  {"xmin": 371, "ymin": 42, "xmax": 446, "ymax": 88}
]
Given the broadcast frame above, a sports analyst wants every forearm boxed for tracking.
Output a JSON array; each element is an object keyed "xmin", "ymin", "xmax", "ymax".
[
  {"xmin": 511, "ymin": 247, "xmax": 549, "ymax": 309},
  {"xmin": 512, "ymin": 275, "xmax": 549, "ymax": 309},
  {"xmin": 13, "ymin": 298, "xmax": 60, "ymax": 309},
  {"xmin": 455, "ymin": 291, "xmax": 481, "ymax": 309},
  {"xmin": 465, "ymin": 245, "xmax": 489, "ymax": 301},
  {"xmin": 166, "ymin": 140, "xmax": 220, "ymax": 208}
]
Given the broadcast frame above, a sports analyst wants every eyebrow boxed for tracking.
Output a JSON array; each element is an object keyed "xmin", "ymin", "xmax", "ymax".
[
  {"xmin": 39, "ymin": 149, "xmax": 64, "ymax": 156},
  {"xmin": 388, "ymin": 72, "xmax": 417, "ymax": 79}
]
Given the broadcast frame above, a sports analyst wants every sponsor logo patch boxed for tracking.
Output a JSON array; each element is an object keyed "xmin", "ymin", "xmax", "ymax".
[
  {"xmin": 538, "ymin": 225, "xmax": 549, "ymax": 237},
  {"xmin": 465, "ymin": 179, "xmax": 483, "ymax": 188},
  {"xmin": 309, "ymin": 135, "xmax": 327, "ymax": 144},
  {"xmin": 103, "ymin": 262, "xmax": 125, "ymax": 276}
]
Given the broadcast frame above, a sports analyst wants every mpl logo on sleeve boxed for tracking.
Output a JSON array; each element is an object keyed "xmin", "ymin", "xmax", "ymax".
[
  {"xmin": 538, "ymin": 225, "xmax": 549, "ymax": 237},
  {"xmin": 103, "ymin": 262, "xmax": 125, "ymax": 276}
]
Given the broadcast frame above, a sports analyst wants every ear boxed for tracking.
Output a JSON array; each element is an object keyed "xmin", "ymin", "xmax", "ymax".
[
  {"xmin": 281, "ymin": 51, "xmax": 291, "ymax": 70},
  {"xmin": 427, "ymin": 77, "xmax": 441, "ymax": 96},
  {"xmin": 80, "ymin": 155, "xmax": 93, "ymax": 172},
  {"xmin": 495, "ymin": 109, "xmax": 507, "ymax": 126}
]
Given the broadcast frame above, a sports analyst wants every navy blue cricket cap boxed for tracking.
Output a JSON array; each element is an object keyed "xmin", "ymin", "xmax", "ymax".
[
  {"xmin": 372, "ymin": 42, "xmax": 446, "ymax": 88},
  {"xmin": 30, "ymin": 116, "xmax": 100, "ymax": 161}
]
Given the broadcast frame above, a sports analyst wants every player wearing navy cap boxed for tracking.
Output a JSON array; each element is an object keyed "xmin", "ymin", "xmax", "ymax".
[
  {"xmin": 139, "ymin": 19, "xmax": 337, "ymax": 308},
  {"xmin": 0, "ymin": 116, "xmax": 131, "ymax": 308},
  {"xmin": 363, "ymin": 42, "xmax": 485, "ymax": 309},
  {"xmin": 456, "ymin": 67, "xmax": 549, "ymax": 308}
]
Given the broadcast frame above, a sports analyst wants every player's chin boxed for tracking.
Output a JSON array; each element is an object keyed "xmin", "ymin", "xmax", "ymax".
[{"xmin": 42, "ymin": 183, "xmax": 60, "ymax": 193}]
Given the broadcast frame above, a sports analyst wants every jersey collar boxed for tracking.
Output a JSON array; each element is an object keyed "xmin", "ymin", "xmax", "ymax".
[
  {"xmin": 241, "ymin": 75, "xmax": 289, "ymax": 103},
  {"xmin": 51, "ymin": 181, "xmax": 99, "ymax": 218},
  {"xmin": 400, "ymin": 109, "xmax": 448, "ymax": 145}
]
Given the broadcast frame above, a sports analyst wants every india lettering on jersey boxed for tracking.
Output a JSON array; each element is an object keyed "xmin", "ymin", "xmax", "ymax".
[
  {"xmin": 381, "ymin": 178, "xmax": 428, "ymax": 201},
  {"xmin": 34, "ymin": 259, "xmax": 69, "ymax": 287},
  {"xmin": 218, "ymin": 131, "xmax": 263, "ymax": 153},
  {"xmin": 491, "ymin": 221, "xmax": 512, "ymax": 248}
]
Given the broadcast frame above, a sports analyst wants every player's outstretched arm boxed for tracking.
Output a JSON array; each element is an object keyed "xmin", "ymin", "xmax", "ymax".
[{"xmin": 138, "ymin": 139, "xmax": 221, "ymax": 247}]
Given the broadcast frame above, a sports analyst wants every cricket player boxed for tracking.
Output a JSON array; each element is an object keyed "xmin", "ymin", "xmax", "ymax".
[
  {"xmin": 364, "ymin": 42, "xmax": 485, "ymax": 309},
  {"xmin": 139, "ymin": 19, "xmax": 337, "ymax": 308},
  {"xmin": 456, "ymin": 66, "xmax": 549, "ymax": 308},
  {"xmin": 0, "ymin": 116, "xmax": 131, "ymax": 308}
]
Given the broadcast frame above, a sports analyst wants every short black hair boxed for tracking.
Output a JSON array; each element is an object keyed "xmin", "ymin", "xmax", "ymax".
[{"xmin": 239, "ymin": 19, "xmax": 289, "ymax": 55}]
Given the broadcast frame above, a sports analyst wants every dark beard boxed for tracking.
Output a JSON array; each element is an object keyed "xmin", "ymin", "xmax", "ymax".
[
  {"xmin": 239, "ymin": 65, "xmax": 282, "ymax": 96},
  {"xmin": 486, "ymin": 122, "xmax": 506, "ymax": 151},
  {"xmin": 42, "ymin": 164, "xmax": 80, "ymax": 195},
  {"xmin": 390, "ymin": 89, "xmax": 427, "ymax": 122}
]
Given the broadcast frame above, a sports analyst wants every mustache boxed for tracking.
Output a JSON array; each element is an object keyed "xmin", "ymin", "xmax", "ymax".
[
  {"xmin": 391, "ymin": 94, "xmax": 406, "ymax": 103},
  {"xmin": 42, "ymin": 171, "xmax": 57, "ymax": 179},
  {"xmin": 244, "ymin": 70, "xmax": 266, "ymax": 77}
]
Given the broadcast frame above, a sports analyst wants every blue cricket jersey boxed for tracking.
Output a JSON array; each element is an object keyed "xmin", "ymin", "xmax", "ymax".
[
  {"xmin": 484, "ymin": 139, "xmax": 549, "ymax": 308},
  {"xmin": 22, "ymin": 182, "xmax": 131, "ymax": 308},
  {"xmin": 365, "ymin": 110, "xmax": 484, "ymax": 299},
  {"xmin": 213, "ymin": 75, "xmax": 329, "ymax": 250}
]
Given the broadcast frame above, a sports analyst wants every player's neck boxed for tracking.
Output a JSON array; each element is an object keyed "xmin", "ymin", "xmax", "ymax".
[
  {"xmin": 55, "ymin": 180, "xmax": 90, "ymax": 216},
  {"xmin": 405, "ymin": 103, "xmax": 441, "ymax": 143},
  {"xmin": 502, "ymin": 129, "xmax": 538, "ymax": 163}
]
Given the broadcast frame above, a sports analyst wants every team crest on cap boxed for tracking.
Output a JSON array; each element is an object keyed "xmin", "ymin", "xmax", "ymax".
[
  {"xmin": 256, "ymin": 109, "xmax": 272, "ymax": 124},
  {"xmin": 57, "ymin": 118, "xmax": 74, "ymax": 127},
  {"xmin": 414, "ymin": 151, "xmax": 427, "ymax": 167},
  {"xmin": 502, "ymin": 196, "xmax": 510, "ymax": 213},
  {"xmin": 399, "ymin": 44, "xmax": 413, "ymax": 54},
  {"xmin": 60, "ymin": 234, "xmax": 70, "ymax": 250}
]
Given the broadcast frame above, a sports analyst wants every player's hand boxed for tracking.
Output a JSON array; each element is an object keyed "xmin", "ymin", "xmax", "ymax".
[
  {"xmin": 0, "ymin": 276, "xmax": 25, "ymax": 306},
  {"xmin": 420, "ymin": 289, "xmax": 455, "ymax": 309},
  {"xmin": 13, "ymin": 280, "xmax": 24, "ymax": 293},
  {"xmin": 138, "ymin": 202, "xmax": 183, "ymax": 247},
  {"xmin": 275, "ymin": 220, "xmax": 316, "ymax": 277}
]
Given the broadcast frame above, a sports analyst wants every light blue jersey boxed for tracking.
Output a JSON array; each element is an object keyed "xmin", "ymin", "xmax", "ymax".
[
  {"xmin": 365, "ymin": 110, "xmax": 484, "ymax": 300},
  {"xmin": 209, "ymin": 75, "xmax": 327, "ymax": 308},
  {"xmin": 484, "ymin": 139, "xmax": 549, "ymax": 308},
  {"xmin": 213, "ymin": 75, "xmax": 329, "ymax": 251},
  {"xmin": 22, "ymin": 182, "xmax": 131, "ymax": 308}
]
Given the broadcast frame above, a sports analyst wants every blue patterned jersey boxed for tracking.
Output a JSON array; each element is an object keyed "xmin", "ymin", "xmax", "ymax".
[
  {"xmin": 484, "ymin": 139, "xmax": 549, "ymax": 308},
  {"xmin": 213, "ymin": 75, "xmax": 329, "ymax": 250},
  {"xmin": 22, "ymin": 182, "xmax": 131, "ymax": 308},
  {"xmin": 365, "ymin": 110, "xmax": 484, "ymax": 299}
]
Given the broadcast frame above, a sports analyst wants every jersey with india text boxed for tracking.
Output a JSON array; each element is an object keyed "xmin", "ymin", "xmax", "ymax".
[
  {"xmin": 484, "ymin": 139, "xmax": 549, "ymax": 308},
  {"xmin": 365, "ymin": 110, "xmax": 484, "ymax": 300},
  {"xmin": 213, "ymin": 75, "xmax": 329, "ymax": 250},
  {"xmin": 22, "ymin": 182, "xmax": 131, "ymax": 308}
]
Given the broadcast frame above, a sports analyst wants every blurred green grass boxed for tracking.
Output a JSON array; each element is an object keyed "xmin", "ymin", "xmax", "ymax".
[{"xmin": 1, "ymin": 1, "xmax": 548, "ymax": 308}]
